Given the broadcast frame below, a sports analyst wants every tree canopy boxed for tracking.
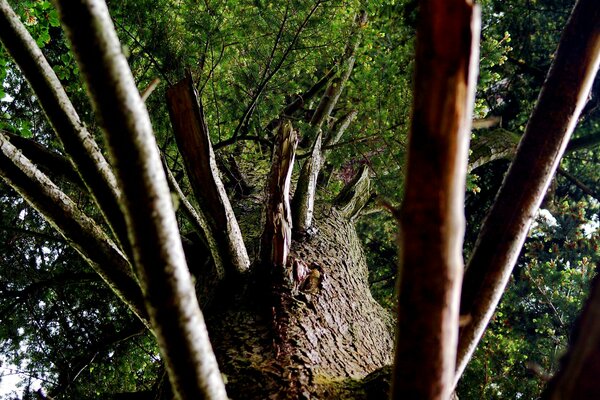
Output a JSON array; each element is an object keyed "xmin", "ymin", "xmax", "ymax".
[{"xmin": 0, "ymin": 0, "xmax": 599, "ymax": 399}]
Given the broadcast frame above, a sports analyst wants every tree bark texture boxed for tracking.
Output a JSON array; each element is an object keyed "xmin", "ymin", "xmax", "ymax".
[
  {"xmin": 211, "ymin": 206, "xmax": 394, "ymax": 399},
  {"xmin": 54, "ymin": 1, "xmax": 227, "ymax": 399},
  {"xmin": 393, "ymin": 0, "xmax": 480, "ymax": 399},
  {"xmin": 456, "ymin": 0, "xmax": 600, "ymax": 385},
  {"xmin": 166, "ymin": 75, "xmax": 250, "ymax": 276}
]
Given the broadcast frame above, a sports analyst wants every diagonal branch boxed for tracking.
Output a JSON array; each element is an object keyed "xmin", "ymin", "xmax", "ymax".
[
  {"xmin": 0, "ymin": 0, "xmax": 129, "ymax": 253},
  {"xmin": 54, "ymin": 1, "xmax": 227, "ymax": 398},
  {"xmin": 456, "ymin": 0, "xmax": 600, "ymax": 386},
  {"xmin": 0, "ymin": 132, "xmax": 147, "ymax": 326},
  {"xmin": 166, "ymin": 74, "xmax": 250, "ymax": 275}
]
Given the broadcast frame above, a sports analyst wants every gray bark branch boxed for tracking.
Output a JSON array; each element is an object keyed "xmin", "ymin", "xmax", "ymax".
[
  {"xmin": 54, "ymin": 1, "xmax": 227, "ymax": 398},
  {"xmin": 0, "ymin": 0, "xmax": 129, "ymax": 253}
]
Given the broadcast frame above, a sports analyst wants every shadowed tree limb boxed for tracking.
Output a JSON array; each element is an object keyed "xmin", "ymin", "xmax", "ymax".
[
  {"xmin": 392, "ymin": 0, "xmax": 480, "ymax": 398},
  {"xmin": 456, "ymin": 0, "xmax": 600, "ymax": 387},
  {"xmin": 54, "ymin": 1, "xmax": 227, "ymax": 399},
  {"xmin": 542, "ymin": 273, "xmax": 600, "ymax": 399},
  {"xmin": 0, "ymin": 132, "xmax": 148, "ymax": 326},
  {"xmin": 0, "ymin": 0, "xmax": 129, "ymax": 254}
]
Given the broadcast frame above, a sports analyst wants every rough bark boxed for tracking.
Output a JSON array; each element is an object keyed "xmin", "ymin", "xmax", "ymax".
[
  {"xmin": 393, "ymin": 0, "xmax": 479, "ymax": 399},
  {"xmin": 54, "ymin": 1, "xmax": 227, "ymax": 399},
  {"xmin": 456, "ymin": 0, "xmax": 600, "ymax": 386},
  {"xmin": 211, "ymin": 206, "xmax": 394, "ymax": 399},
  {"xmin": 542, "ymin": 274, "xmax": 600, "ymax": 399},
  {"xmin": 0, "ymin": 132, "xmax": 147, "ymax": 325},
  {"xmin": 260, "ymin": 121, "xmax": 297, "ymax": 268},
  {"xmin": 166, "ymin": 75, "xmax": 250, "ymax": 275},
  {"xmin": 0, "ymin": 0, "xmax": 129, "ymax": 252}
]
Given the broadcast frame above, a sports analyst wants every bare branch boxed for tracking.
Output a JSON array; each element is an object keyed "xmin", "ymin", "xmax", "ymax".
[
  {"xmin": 456, "ymin": 0, "xmax": 600, "ymax": 386},
  {"xmin": 166, "ymin": 74, "xmax": 250, "ymax": 275},
  {"xmin": 54, "ymin": 1, "xmax": 227, "ymax": 398},
  {"xmin": 393, "ymin": 1, "xmax": 480, "ymax": 398},
  {"xmin": 0, "ymin": 132, "xmax": 147, "ymax": 325},
  {"xmin": 0, "ymin": 0, "xmax": 129, "ymax": 252}
]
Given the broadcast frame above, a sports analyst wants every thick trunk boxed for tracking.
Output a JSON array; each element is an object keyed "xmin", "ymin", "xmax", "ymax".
[{"xmin": 209, "ymin": 206, "xmax": 394, "ymax": 399}]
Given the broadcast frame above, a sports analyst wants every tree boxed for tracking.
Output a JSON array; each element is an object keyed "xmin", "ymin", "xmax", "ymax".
[{"xmin": 0, "ymin": 0, "xmax": 598, "ymax": 399}]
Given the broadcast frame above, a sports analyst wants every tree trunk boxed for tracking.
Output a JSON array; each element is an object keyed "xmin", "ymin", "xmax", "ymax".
[{"xmin": 209, "ymin": 205, "xmax": 394, "ymax": 399}]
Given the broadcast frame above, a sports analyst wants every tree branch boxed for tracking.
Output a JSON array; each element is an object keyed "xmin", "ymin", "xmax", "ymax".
[
  {"xmin": 392, "ymin": 1, "xmax": 479, "ymax": 398},
  {"xmin": 0, "ymin": 0, "xmax": 129, "ymax": 253},
  {"xmin": 54, "ymin": 1, "xmax": 227, "ymax": 398},
  {"xmin": 456, "ymin": 0, "xmax": 600, "ymax": 386},
  {"xmin": 166, "ymin": 74, "xmax": 250, "ymax": 275},
  {"xmin": 0, "ymin": 132, "xmax": 147, "ymax": 326}
]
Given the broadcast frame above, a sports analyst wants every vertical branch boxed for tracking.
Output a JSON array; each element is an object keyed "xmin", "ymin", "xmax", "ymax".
[
  {"xmin": 54, "ymin": 1, "xmax": 227, "ymax": 399},
  {"xmin": 392, "ymin": 0, "xmax": 480, "ymax": 398},
  {"xmin": 292, "ymin": 12, "xmax": 367, "ymax": 232},
  {"xmin": 166, "ymin": 74, "xmax": 250, "ymax": 275},
  {"xmin": 456, "ymin": 0, "xmax": 600, "ymax": 385},
  {"xmin": 291, "ymin": 131, "xmax": 322, "ymax": 235},
  {"xmin": 261, "ymin": 121, "xmax": 297, "ymax": 268}
]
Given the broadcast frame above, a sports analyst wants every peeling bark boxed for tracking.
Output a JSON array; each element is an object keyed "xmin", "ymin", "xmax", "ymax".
[
  {"xmin": 54, "ymin": 1, "xmax": 227, "ymax": 399},
  {"xmin": 260, "ymin": 121, "xmax": 297, "ymax": 268},
  {"xmin": 456, "ymin": 0, "xmax": 600, "ymax": 386},
  {"xmin": 393, "ymin": 0, "xmax": 479, "ymax": 398},
  {"xmin": 292, "ymin": 12, "xmax": 366, "ymax": 233},
  {"xmin": 166, "ymin": 75, "xmax": 250, "ymax": 276},
  {"xmin": 0, "ymin": 0, "xmax": 128, "ymax": 252}
]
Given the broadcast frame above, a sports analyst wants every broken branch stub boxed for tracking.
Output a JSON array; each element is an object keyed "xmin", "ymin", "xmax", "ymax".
[
  {"xmin": 334, "ymin": 164, "xmax": 371, "ymax": 220},
  {"xmin": 261, "ymin": 121, "xmax": 298, "ymax": 269},
  {"xmin": 166, "ymin": 75, "xmax": 250, "ymax": 275}
]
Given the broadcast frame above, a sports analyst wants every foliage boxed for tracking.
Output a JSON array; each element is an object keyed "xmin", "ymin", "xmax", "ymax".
[{"xmin": 0, "ymin": 0, "xmax": 598, "ymax": 398}]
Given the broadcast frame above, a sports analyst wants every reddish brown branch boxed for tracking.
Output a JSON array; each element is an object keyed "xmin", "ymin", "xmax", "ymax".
[{"xmin": 392, "ymin": 1, "xmax": 480, "ymax": 398}]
